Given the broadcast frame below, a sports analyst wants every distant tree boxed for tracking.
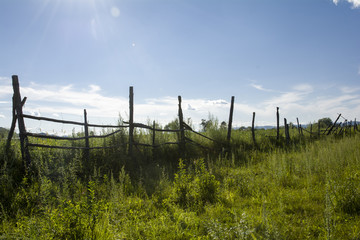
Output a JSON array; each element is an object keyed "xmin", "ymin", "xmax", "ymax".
[
  {"xmin": 164, "ymin": 119, "xmax": 179, "ymax": 130},
  {"xmin": 200, "ymin": 119, "xmax": 211, "ymax": 132},
  {"xmin": 220, "ymin": 121, "xmax": 227, "ymax": 130},
  {"xmin": 318, "ymin": 117, "xmax": 333, "ymax": 128}
]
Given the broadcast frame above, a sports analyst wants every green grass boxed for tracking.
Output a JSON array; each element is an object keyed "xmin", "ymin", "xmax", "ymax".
[{"xmin": 1, "ymin": 125, "xmax": 360, "ymax": 239}]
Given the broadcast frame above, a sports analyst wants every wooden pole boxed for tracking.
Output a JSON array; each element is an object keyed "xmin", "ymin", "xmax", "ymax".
[
  {"xmin": 252, "ymin": 112, "xmax": 256, "ymax": 145},
  {"xmin": 178, "ymin": 96, "xmax": 185, "ymax": 158},
  {"xmin": 327, "ymin": 114, "xmax": 341, "ymax": 135},
  {"xmin": 284, "ymin": 118, "xmax": 290, "ymax": 144},
  {"xmin": 276, "ymin": 107, "xmax": 280, "ymax": 140},
  {"xmin": 84, "ymin": 109, "xmax": 90, "ymax": 161},
  {"xmin": 296, "ymin": 117, "xmax": 301, "ymax": 135},
  {"xmin": 12, "ymin": 75, "xmax": 31, "ymax": 167},
  {"xmin": 152, "ymin": 120, "xmax": 156, "ymax": 161},
  {"xmin": 129, "ymin": 86, "xmax": 134, "ymax": 157},
  {"xmin": 227, "ymin": 96, "xmax": 235, "ymax": 142},
  {"xmin": 310, "ymin": 124, "xmax": 313, "ymax": 139},
  {"xmin": 318, "ymin": 119, "xmax": 321, "ymax": 137}
]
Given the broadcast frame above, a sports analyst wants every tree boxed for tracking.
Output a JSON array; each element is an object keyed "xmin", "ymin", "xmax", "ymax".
[
  {"xmin": 164, "ymin": 119, "xmax": 179, "ymax": 130},
  {"xmin": 318, "ymin": 117, "xmax": 333, "ymax": 128}
]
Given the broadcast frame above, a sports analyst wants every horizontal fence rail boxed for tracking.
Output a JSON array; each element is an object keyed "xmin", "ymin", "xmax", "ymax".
[
  {"xmin": 7, "ymin": 76, "xmax": 223, "ymax": 167},
  {"xmin": 6, "ymin": 75, "xmax": 358, "ymax": 168}
]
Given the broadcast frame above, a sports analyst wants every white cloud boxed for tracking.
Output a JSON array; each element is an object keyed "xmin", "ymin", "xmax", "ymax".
[
  {"xmin": 0, "ymin": 79, "xmax": 359, "ymax": 132},
  {"xmin": 333, "ymin": 0, "xmax": 360, "ymax": 8},
  {"xmin": 187, "ymin": 104, "xmax": 196, "ymax": 111},
  {"xmin": 293, "ymin": 84, "xmax": 313, "ymax": 93},
  {"xmin": 341, "ymin": 86, "xmax": 360, "ymax": 93},
  {"xmin": 250, "ymin": 83, "xmax": 273, "ymax": 92},
  {"xmin": 89, "ymin": 85, "xmax": 101, "ymax": 93}
]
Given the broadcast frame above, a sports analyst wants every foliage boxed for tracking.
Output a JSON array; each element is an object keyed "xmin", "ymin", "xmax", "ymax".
[{"xmin": 1, "ymin": 120, "xmax": 360, "ymax": 239}]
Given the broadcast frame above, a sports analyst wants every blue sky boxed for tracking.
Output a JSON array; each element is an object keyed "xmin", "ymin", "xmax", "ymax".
[{"xmin": 1, "ymin": 0, "xmax": 360, "ymax": 133}]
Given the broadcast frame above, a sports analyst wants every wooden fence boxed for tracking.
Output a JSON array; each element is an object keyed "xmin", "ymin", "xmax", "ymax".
[
  {"xmin": 6, "ymin": 75, "xmax": 359, "ymax": 168},
  {"xmin": 6, "ymin": 75, "xmax": 232, "ymax": 168}
]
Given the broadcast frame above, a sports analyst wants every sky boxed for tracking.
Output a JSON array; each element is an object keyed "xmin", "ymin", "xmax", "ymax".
[{"xmin": 0, "ymin": 0, "xmax": 360, "ymax": 133}]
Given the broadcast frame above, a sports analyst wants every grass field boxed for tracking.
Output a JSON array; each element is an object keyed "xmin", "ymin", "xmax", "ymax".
[{"xmin": 1, "ymin": 122, "xmax": 360, "ymax": 239}]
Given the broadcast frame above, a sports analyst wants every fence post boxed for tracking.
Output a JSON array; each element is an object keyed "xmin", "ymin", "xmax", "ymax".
[
  {"xmin": 152, "ymin": 120, "xmax": 156, "ymax": 161},
  {"xmin": 318, "ymin": 119, "xmax": 321, "ymax": 137},
  {"xmin": 84, "ymin": 109, "xmax": 90, "ymax": 161},
  {"xmin": 296, "ymin": 117, "xmax": 301, "ymax": 135},
  {"xmin": 252, "ymin": 112, "xmax": 256, "ymax": 145},
  {"xmin": 129, "ymin": 86, "xmax": 134, "ymax": 157},
  {"xmin": 227, "ymin": 96, "xmax": 235, "ymax": 142},
  {"xmin": 284, "ymin": 118, "xmax": 290, "ymax": 144},
  {"xmin": 327, "ymin": 114, "xmax": 341, "ymax": 135},
  {"xmin": 276, "ymin": 107, "xmax": 280, "ymax": 140},
  {"xmin": 12, "ymin": 75, "xmax": 31, "ymax": 167},
  {"xmin": 178, "ymin": 96, "xmax": 185, "ymax": 158}
]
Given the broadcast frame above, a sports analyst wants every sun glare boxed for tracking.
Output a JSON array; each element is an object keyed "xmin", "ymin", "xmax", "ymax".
[{"xmin": 110, "ymin": 6, "xmax": 120, "ymax": 18}]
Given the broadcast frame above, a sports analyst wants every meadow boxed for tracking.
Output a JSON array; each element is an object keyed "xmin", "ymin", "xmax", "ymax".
[{"xmin": 1, "ymin": 119, "xmax": 360, "ymax": 239}]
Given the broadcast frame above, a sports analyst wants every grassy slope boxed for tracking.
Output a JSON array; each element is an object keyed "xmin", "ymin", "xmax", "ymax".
[{"xmin": 1, "ymin": 133, "xmax": 360, "ymax": 239}]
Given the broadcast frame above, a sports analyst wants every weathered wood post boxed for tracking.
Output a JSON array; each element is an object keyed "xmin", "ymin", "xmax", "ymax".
[
  {"xmin": 296, "ymin": 117, "xmax": 301, "ymax": 135},
  {"xmin": 12, "ymin": 75, "xmax": 31, "ymax": 167},
  {"xmin": 129, "ymin": 86, "xmax": 134, "ymax": 157},
  {"xmin": 152, "ymin": 120, "xmax": 156, "ymax": 161},
  {"xmin": 284, "ymin": 118, "xmax": 290, "ymax": 144},
  {"xmin": 227, "ymin": 96, "xmax": 235, "ymax": 142},
  {"xmin": 84, "ymin": 109, "xmax": 90, "ymax": 161},
  {"xmin": 327, "ymin": 114, "xmax": 341, "ymax": 135},
  {"xmin": 178, "ymin": 96, "xmax": 185, "ymax": 158},
  {"xmin": 252, "ymin": 112, "xmax": 256, "ymax": 145},
  {"xmin": 276, "ymin": 107, "xmax": 280, "ymax": 140},
  {"xmin": 318, "ymin": 119, "xmax": 321, "ymax": 137},
  {"xmin": 310, "ymin": 124, "xmax": 313, "ymax": 140}
]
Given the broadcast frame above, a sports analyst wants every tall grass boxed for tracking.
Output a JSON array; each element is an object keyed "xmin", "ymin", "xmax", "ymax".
[{"xmin": 1, "ymin": 123, "xmax": 359, "ymax": 239}]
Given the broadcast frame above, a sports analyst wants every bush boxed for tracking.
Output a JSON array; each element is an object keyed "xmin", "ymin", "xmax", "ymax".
[{"xmin": 170, "ymin": 159, "xmax": 220, "ymax": 211}]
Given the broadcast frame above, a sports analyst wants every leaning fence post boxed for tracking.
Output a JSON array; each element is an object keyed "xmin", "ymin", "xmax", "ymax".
[
  {"xmin": 178, "ymin": 96, "xmax": 185, "ymax": 158},
  {"xmin": 276, "ymin": 107, "xmax": 280, "ymax": 140},
  {"xmin": 284, "ymin": 118, "xmax": 290, "ymax": 144},
  {"xmin": 84, "ymin": 109, "xmax": 90, "ymax": 161},
  {"xmin": 327, "ymin": 114, "xmax": 341, "ymax": 135},
  {"xmin": 296, "ymin": 117, "xmax": 301, "ymax": 135},
  {"xmin": 12, "ymin": 75, "xmax": 31, "ymax": 167},
  {"xmin": 252, "ymin": 112, "xmax": 256, "ymax": 146},
  {"xmin": 227, "ymin": 96, "xmax": 235, "ymax": 142},
  {"xmin": 129, "ymin": 86, "xmax": 134, "ymax": 157}
]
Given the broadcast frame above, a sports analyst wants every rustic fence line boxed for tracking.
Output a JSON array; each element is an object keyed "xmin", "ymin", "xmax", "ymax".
[
  {"xmin": 6, "ymin": 75, "xmax": 358, "ymax": 169},
  {"xmin": 6, "ymin": 75, "xmax": 231, "ymax": 168}
]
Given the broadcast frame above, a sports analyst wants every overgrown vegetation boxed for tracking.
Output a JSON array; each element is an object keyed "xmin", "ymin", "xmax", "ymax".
[{"xmin": 1, "ymin": 118, "xmax": 360, "ymax": 239}]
